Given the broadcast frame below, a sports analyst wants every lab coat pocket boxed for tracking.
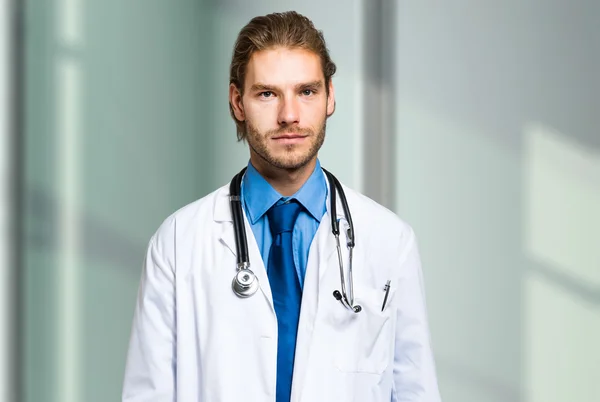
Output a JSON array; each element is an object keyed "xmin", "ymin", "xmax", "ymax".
[{"xmin": 331, "ymin": 286, "xmax": 395, "ymax": 374}]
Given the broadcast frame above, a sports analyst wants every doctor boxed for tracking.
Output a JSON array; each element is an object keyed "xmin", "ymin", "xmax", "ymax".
[{"xmin": 122, "ymin": 10, "xmax": 441, "ymax": 402}]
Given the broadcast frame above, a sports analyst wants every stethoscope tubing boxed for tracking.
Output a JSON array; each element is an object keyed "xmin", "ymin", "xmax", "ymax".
[{"xmin": 229, "ymin": 166, "xmax": 361, "ymax": 312}]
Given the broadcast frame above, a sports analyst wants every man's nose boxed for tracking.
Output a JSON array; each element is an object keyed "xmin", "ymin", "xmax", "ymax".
[{"xmin": 278, "ymin": 96, "xmax": 300, "ymax": 126}]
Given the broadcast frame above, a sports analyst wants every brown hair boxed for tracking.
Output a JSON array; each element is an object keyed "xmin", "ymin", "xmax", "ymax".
[{"xmin": 229, "ymin": 11, "xmax": 337, "ymax": 141}]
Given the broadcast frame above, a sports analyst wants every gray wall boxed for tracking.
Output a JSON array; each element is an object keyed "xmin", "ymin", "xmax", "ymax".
[{"xmin": 395, "ymin": 1, "xmax": 600, "ymax": 401}]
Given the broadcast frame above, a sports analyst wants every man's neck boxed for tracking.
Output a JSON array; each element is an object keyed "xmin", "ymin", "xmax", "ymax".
[{"xmin": 249, "ymin": 156, "xmax": 317, "ymax": 197}]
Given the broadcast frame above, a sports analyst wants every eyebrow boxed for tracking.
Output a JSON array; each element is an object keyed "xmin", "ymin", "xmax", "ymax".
[{"xmin": 249, "ymin": 80, "xmax": 324, "ymax": 93}]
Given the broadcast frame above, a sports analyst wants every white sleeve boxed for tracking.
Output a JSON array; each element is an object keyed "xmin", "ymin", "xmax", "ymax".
[
  {"xmin": 392, "ymin": 228, "xmax": 441, "ymax": 401},
  {"xmin": 122, "ymin": 234, "xmax": 176, "ymax": 402}
]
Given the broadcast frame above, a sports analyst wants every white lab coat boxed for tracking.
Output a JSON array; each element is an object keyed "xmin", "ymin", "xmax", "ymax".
[{"xmin": 122, "ymin": 174, "xmax": 441, "ymax": 401}]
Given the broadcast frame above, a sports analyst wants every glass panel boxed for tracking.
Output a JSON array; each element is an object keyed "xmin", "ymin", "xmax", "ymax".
[{"xmin": 22, "ymin": 2, "xmax": 214, "ymax": 401}]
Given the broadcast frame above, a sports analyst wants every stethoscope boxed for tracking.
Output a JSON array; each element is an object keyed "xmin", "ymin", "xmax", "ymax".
[{"xmin": 229, "ymin": 167, "xmax": 362, "ymax": 313}]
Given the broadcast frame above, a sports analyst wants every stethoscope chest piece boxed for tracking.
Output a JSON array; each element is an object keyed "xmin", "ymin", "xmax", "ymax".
[{"xmin": 232, "ymin": 267, "xmax": 259, "ymax": 298}]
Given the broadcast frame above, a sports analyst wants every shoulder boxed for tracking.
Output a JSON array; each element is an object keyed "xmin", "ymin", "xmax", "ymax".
[
  {"xmin": 339, "ymin": 184, "xmax": 417, "ymax": 254},
  {"xmin": 341, "ymin": 185, "xmax": 413, "ymax": 232},
  {"xmin": 149, "ymin": 183, "xmax": 229, "ymax": 255}
]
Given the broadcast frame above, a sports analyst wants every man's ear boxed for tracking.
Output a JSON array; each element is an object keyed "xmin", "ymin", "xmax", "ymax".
[
  {"xmin": 229, "ymin": 83, "xmax": 245, "ymax": 121},
  {"xmin": 326, "ymin": 79, "xmax": 335, "ymax": 117}
]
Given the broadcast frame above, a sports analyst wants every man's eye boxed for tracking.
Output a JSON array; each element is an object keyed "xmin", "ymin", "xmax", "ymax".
[
  {"xmin": 302, "ymin": 89, "xmax": 314, "ymax": 96},
  {"xmin": 260, "ymin": 91, "xmax": 273, "ymax": 98}
]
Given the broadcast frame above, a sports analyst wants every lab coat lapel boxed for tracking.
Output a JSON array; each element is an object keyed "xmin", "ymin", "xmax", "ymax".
[
  {"xmin": 213, "ymin": 186, "xmax": 275, "ymax": 313},
  {"xmin": 289, "ymin": 217, "xmax": 329, "ymax": 402},
  {"xmin": 291, "ymin": 180, "xmax": 346, "ymax": 402}
]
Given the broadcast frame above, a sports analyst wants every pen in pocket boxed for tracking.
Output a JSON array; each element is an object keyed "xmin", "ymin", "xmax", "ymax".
[{"xmin": 381, "ymin": 280, "xmax": 391, "ymax": 311}]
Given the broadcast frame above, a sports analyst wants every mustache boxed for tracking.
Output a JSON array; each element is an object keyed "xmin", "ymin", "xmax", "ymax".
[{"xmin": 268, "ymin": 126, "xmax": 313, "ymax": 137}]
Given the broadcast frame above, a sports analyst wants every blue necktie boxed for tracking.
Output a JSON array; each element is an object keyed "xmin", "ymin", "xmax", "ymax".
[{"xmin": 267, "ymin": 200, "xmax": 302, "ymax": 402}]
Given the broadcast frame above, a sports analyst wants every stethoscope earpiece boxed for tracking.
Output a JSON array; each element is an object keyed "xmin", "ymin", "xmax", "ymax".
[{"xmin": 333, "ymin": 290, "xmax": 362, "ymax": 314}]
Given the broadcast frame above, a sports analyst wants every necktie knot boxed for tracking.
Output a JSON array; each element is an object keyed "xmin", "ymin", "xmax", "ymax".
[{"xmin": 267, "ymin": 200, "xmax": 302, "ymax": 235}]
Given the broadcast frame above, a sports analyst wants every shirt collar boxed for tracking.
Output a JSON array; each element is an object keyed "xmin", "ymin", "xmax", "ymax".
[{"xmin": 241, "ymin": 159, "xmax": 328, "ymax": 224}]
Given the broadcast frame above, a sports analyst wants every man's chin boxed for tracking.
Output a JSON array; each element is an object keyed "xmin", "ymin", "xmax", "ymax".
[{"xmin": 266, "ymin": 153, "xmax": 316, "ymax": 171}]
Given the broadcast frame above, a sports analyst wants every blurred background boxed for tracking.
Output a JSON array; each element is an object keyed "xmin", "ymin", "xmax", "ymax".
[{"xmin": 1, "ymin": 0, "xmax": 599, "ymax": 401}]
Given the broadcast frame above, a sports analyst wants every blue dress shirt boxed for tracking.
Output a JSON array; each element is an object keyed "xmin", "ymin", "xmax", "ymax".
[{"xmin": 240, "ymin": 159, "xmax": 327, "ymax": 288}]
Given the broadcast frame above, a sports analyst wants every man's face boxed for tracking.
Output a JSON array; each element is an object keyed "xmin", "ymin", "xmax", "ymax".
[{"xmin": 230, "ymin": 47, "xmax": 335, "ymax": 171}]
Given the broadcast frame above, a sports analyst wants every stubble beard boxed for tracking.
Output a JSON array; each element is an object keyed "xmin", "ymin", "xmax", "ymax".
[{"xmin": 245, "ymin": 119, "xmax": 326, "ymax": 171}]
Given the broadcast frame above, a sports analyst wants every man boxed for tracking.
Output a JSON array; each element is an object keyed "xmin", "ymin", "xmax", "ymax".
[{"xmin": 122, "ymin": 11, "xmax": 441, "ymax": 402}]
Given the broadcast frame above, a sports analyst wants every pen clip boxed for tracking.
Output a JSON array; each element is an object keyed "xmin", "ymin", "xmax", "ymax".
[{"xmin": 381, "ymin": 280, "xmax": 391, "ymax": 312}]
